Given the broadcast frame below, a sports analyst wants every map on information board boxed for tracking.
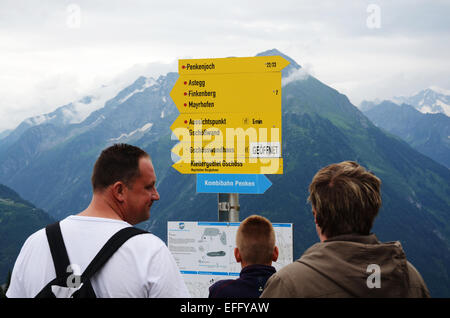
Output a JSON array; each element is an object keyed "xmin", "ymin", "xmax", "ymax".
[{"xmin": 167, "ymin": 221, "xmax": 293, "ymax": 298}]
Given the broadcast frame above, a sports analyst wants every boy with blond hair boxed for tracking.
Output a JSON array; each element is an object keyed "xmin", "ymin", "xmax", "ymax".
[{"xmin": 208, "ymin": 215, "xmax": 278, "ymax": 298}]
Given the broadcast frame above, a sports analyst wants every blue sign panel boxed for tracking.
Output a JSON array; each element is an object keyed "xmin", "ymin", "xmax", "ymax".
[{"xmin": 196, "ymin": 174, "xmax": 272, "ymax": 194}]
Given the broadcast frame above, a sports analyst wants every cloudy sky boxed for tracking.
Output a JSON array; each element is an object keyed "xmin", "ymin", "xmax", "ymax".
[{"xmin": 1, "ymin": 0, "xmax": 449, "ymax": 132}]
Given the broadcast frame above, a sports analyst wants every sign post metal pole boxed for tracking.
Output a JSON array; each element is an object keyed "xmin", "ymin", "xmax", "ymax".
[{"xmin": 218, "ymin": 193, "xmax": 239, "ymax": 222}]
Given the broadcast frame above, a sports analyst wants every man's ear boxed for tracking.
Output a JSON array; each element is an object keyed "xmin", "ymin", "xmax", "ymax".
[
  {"xmin": 111, "ymin": 181, "xmax": 127, "ymax": 203},
  {"xmin": 234, "ymin": 247, "xmax": 242, "ymax": 263},
  {"xmin": 272, "ymin": 246, "xmax": 279, "ymax": 262}
]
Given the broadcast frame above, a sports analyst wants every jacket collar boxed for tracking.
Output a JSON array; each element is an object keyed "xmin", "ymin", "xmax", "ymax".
[
  {"xmin": 324, "ymin": 233, "xmax": 380, "ymax": 245},
  {"xmin": 240, "ymin": 264, "xmax": 276, "ymax": 277}
]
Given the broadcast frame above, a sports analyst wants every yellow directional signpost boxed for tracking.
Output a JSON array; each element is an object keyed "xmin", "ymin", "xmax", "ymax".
[
  {"xmin": 170, "ymin": 73, "xmax": 282, "ymax": 114},
  {"xmin": 177, "ymin": 55, "xmax": 289, "ymax": 74},
  {"xmin": 170, "ymin": 55, "xmax": 289, "ymax": 175}
]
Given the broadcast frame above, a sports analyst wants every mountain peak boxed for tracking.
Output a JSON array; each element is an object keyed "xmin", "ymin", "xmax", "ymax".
[{"xmin": 388, "ymin": 87, "xmax": 450, "ymax": 117}]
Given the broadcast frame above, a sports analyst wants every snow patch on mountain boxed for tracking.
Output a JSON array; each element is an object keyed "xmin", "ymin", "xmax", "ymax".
[
  {"xmin": 11, "ymin": 71, "xmax": 161, "ymax": 133},
  {"xmin": 435, "ymin": 99, "xmax": 450, "ymax": 116},
  {"xmin": 87, "ymin": 115, "xmax": 106, "ymax": 128},
  {"xmin": 390, "ymin": 87, "xmax": 450, "ymax": 117},
  {"xmin": 118, "ymin": 77, "xmax": 157, "ymax": 104},
  {"xmin": 24, "ymin": 114, "xmax": 57, "ymax": 126},
  {"xmin": 109, "ymin": 122, "xmax": 153, "ymax": 142},
  {"xmin": 17, "ymin": 83, "xmax": 131, "ymax": 130},
  {"xmin": 67, "ymin": 94, "xmax": 112, "ymax": 125}
]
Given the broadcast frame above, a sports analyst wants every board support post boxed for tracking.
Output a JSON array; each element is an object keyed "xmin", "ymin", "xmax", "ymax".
[{"xmin": 218, "ymin": 193, "xmax": 239, "ymax": 222}]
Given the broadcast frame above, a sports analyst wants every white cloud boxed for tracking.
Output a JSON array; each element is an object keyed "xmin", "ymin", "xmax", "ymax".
[
  {"xmin": 0, "ymin": 0, "xmax": 449, "ymax": 131},
  {"xmin": 282, "ymin": 68, "xmax": 310, "ymax": 86}
]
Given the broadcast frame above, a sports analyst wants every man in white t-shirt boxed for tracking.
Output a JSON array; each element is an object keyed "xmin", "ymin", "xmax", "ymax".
[{"xmin": 7, "ymin": 143, "xmax": 190, "ymax": 298}]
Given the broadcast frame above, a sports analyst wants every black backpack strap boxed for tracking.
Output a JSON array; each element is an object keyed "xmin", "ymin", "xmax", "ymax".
[
  {"xmin": 80, "ymin": 227, "xmax": 148, "ymax": 283},
  {"xmin": 45, "ymin": 222, "xmax": 71, "ymax": 279}
]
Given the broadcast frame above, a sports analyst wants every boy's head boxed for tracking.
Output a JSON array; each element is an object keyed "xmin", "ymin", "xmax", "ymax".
[{"xmin": 235, "ymin": 215, "xmax": 278, "ymax": 268}]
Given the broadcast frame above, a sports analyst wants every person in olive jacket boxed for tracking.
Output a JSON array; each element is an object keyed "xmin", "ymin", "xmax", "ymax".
[{"xmin": 261, "ymin": 161, "xmax": 430, "ymax": 298}]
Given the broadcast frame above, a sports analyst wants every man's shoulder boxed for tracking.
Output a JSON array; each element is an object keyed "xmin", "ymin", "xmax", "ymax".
[
  {"xmin": 264, "ymin": 254, "xmax": 327, "ymax": 294},
  {"xmin": 10, "ymin": 226, "xmax": 49, "ymax": 266},
  {"xmin": 210, "ymin": 278, "xmax": 235, "ymax": 289},
  {"xmin": 61, "ymin": 216, "xmax": 168, "ymax": 252},
  {"xmin": 273, "ymin": 259, "xmax": 315, "ymax": 281},
  {"xmin": 406, "ymin": 261, "xmax": 431, "ymax": 296},
  {"xmin": 209, "ymin": 278, "xmax": 236, "ymax": 297},
  {"xmin": 108, "ymin": 230, "xmax": 175, "ymax": 269},
  {"xmin": 20, "ymin": 227, "xmax": 48, "ymax": 251},
  {"xmin": 261, "ymin": 261, "xmax": 311, "ymax": 298},
  {"xmin": 122, "ymin": 230, "xmax": 166, "ymax": 251}
]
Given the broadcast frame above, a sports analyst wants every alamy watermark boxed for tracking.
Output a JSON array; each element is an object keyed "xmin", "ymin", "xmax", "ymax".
[
  {"xmin": 366, "ymin": 264, "xmax": 381, "ymax": 288},
  {"xmin": 66, "ymin": 3, "xmax": 82, "ymax": 29},
  {"xmin": 171, "ymin": 122, "xmax": 281, "ymax": 174},
  {"xmin": 366, "ymin": 4, "xmax": 381, "ymax": 29},
  {"xmin": 66, "ymin": 264, "xmax": 82, "ymax": 289}
]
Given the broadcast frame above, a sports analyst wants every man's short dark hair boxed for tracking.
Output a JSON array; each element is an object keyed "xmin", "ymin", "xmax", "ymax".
[
  {"xmin": 307, "ymin": 161, "xmax": 382, "ymax": 238},
  {"xmin": 91, "ymin": 143, "xmax": 149, "ymax": 191},
  {"xmin": 236, "ymin": 215, "xmax": 275, "ymax": 265}
]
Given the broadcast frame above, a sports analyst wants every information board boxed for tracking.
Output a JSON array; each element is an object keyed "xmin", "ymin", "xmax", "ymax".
[{"xmin": 167, "ymin": 221, "xmax": 293, "ymax": 298}]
